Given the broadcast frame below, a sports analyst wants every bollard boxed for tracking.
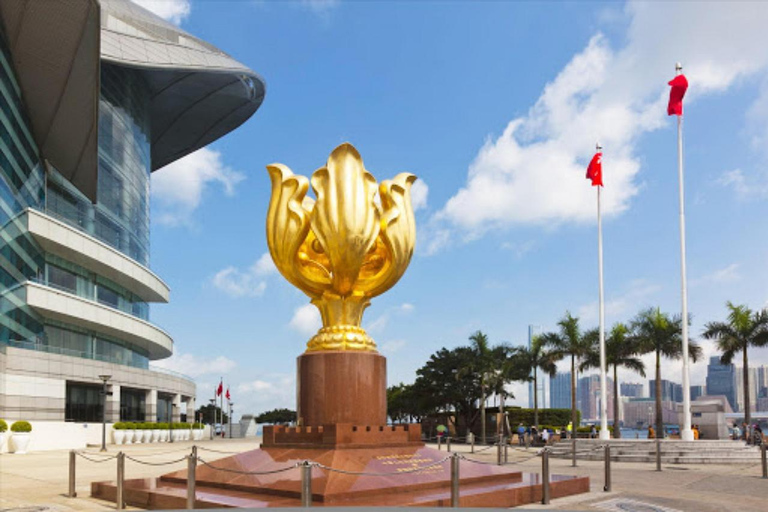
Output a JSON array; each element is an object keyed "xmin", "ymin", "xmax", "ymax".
[
  {"xmin": 504, "ymin": 437, "xmax": 509, "ymax": 464},
  {"xmin": 68, "ymin": 450, "xmax": 77, "ymax": 497},
  {"xmin": 301, "ymin": 460, "xmax": 313, "ymax": 507},
  {"xmin": 187, "ymin": 454, "xmax": 196, "ymax": 509},
  {"xmin": 116, "ymin": 452, "xmax": 125, "ymax": 510},
  {"xmin": 469, "ymin": 432, "xmax": 475, "ymax": 454},
  {"xmin": 656, "ymin": 439, "xmax": 662, "ymax": 472},
  {"xmin": 541, "ymin": 449, "xmax": 551, "ymax": 505},
  {"xmin": 450, "ymin": 452, "xmax": 460, "ymax": 507},
  {"xmin": 437, "ymin": 435, "xmax": 442, "ymax": 451},
  {"xmin": 762, "ymin": 443, "xmax": 767, "ymax": 479},
  {"xmin": 192, "ymin": 445, "xmax": 198, "ymax": 459},
  {"xmin": 571, "ymin": 436, "xmax": 577, "ymax": 467},
  {"xmin": 603, "ymin": 445, "xmax": 611, "ymax": 492},
  {"xmin": 496, "ymin": 439, "xmax": 503, "ymax": 466},
  {"xmin": 447, "ymin": 436, "xmax": 452, "ymax": 452}
]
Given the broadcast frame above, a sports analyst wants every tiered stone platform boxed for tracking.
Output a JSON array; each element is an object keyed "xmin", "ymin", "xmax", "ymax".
[
  {"xmin": 91, "ymin": 424, "xmax": 589, "ymax": 508},
  {"xmin": 549, "ymin": 439, "xmax": 761, "ymax": 464}
]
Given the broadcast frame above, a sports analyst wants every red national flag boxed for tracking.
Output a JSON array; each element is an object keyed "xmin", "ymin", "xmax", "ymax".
[
  {"xmin": 586, "ymin": 152, "xmax": 603, "ymax": 187},
  {"xmin": 225, "ymin": 387, "xmax": 231, "ymax": 401},
  {"xmin": 667, "ymin": 74, "xmax": 688, "ymax": 116},
  {"xmin": 216, "ymin": 380, "xmax": 223, "ymax": 397}
]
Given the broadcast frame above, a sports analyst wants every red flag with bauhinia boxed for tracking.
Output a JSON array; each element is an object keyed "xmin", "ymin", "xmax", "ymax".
[
  {"xmin": 667, "ymin": 74, "xmax": 688, "ymax": 116},
  {"xmin": 216, "ymin": 380, "xmax": 223, "ymax": 396},
  {"xmin": 226, "ymin": 387, "xmax": 231, "ymax": 401},
  {"xmin": 586, "ymin": 152, "xmax": 603, "ymax": 187}
]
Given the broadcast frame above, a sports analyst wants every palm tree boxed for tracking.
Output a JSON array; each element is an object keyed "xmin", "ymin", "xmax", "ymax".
[
  {"xmin": 541, "ymin": 312, "xmax": 592, "ymax": 440},
  {"xmin": 581, "ymin": 323, "xmax": 645, "ymax": 438},
  {"xmin": 468, "ymin": 331, "xmax": 494, "ymax": 444},
  {"xmin": 513, "ymin": 337, "xmax": 557, "ymax": 430},
  {"xmin": 702, "ymin": 302, "xmax": 768, "ymax": 428},
  {"xmin": 485, "ymin": 344, "xmax": 530, "ymax": 439},
  {"xmin": 631, "ymin": 307, "xmax": 702, "ymax": 438}
]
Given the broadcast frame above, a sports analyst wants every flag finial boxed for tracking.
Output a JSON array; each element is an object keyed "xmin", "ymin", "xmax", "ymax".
[
  {"xmin": 596, "ymin": 142, "xmax": 602, "ymax": 152},
  {"xmin": 675, "ymin": 62, "xmax": 683, "ymax": 74}
]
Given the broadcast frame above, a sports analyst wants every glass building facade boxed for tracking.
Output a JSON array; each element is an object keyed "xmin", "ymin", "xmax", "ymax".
[{"xmin": 0, "ymin": 34, "xmax": 153, "ymax": 370}]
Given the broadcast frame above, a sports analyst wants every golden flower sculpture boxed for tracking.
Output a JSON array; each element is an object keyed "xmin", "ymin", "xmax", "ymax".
[{"xmin": 266, "ymin": 143, "xmax": 417, "ymax": 352}]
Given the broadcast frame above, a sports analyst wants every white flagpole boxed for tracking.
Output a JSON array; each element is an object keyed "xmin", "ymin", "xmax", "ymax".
[
  {"xmin": 597, "ymin": 142, "xmax": 609, "ymax": 440},
  {"xmin": 676, "ymin": 62, "xmax": 693, "ymax": 442}
]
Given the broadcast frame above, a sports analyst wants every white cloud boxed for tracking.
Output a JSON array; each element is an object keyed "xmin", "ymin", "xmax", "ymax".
[
  {"xmin": 717, "ymin": 169, "xmax": 768, "ymax": 199},
  {"xmin": 152, "ymin": 148, "xmax": 245, "ymax": 227},
  {"xmin": 211, "ymin": 253, "xmax": 277, "ymax": 298},
  {"xmin": 365, "ymin": 302, "xmax": 415, "ymax": 334},
  {"xmin": 289, "ymin": 304, "xmax": 322, "ymax": 335},
  {"xmin": 301, "ymin": 0, "xmax": 340, "ymax": 14},
  {"xmin": 577, "ymin": 279, "xmax": 661, "ymax": 324},
  {"xmin": 434, "ymin": 2, "xmax": 768, "ymax": 242},
  {"xmin": 130, "ymin": 0, "xmax": 191, "ymax": 24},
  {"xmin": 410, "ymin": 180, "xmax": 429, "ymax": 211},
  {"xmin": 500, "ymin": 240, "xmax": 536, "ymax": 259},
  {"xmin": 381, "ymin": 339, "xmax": 407, "ymax": 354},
  {"xmin": 692, "ymin": 263, "xmax": 741, "ymax": 287},
  {"xmin": 150, "ymin": 352, "xmax": 236, "ymax": 378},
  {"xmin": 236, "ymin": 374, "xmax": 296, "ymax": 415}
]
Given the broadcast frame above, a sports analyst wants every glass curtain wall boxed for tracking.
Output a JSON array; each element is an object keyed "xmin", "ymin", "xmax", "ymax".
[
  {"xmin": 120, "ymin": 387, "xmax": 147, "ymax": 422},
  {"xmin": 65, "ymin": 382, "xmax": 103, "ymax": 422},
  {"xmin": 46, "ymin": 63, "xmax": 151, "ymax": 266},
  {"xmin": 0, "ymin": 31, "xmax": 45, "ymax": 344}
]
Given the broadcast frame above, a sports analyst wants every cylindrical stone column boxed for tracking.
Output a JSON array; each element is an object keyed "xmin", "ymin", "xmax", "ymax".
[{"xmin": 297, "ymin": 351, "xmax": 386, "ymax": 426}]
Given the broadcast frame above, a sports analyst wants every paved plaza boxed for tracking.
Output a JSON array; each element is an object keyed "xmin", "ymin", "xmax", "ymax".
[{"xmin": 0, "ymin": 438, "xmax": 765, "ymax": 511}]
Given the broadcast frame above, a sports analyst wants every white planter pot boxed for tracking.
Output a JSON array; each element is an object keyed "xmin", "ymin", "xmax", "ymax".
[
  {"xmin": 113, "ymin": 430, "xmax": 125, "ymax": 445},
  {"xmin": 143, "ymin": 430, "xmax": 152, "ymax": 443},
  {"xmin": 133, "ymin": 430, "xmax": 142, "ymax": 444},
  {"xmin": 0, "ymin": 432, "xmax": 5, "ymax": 452},
  {"xmin": 124, "ymin": 430, "xmax": 134, "ymax": 444},
  {"xmin": 10, "ymin": 432, "xmax": 30, "ymax": 454},
  {"xmin": 171, "ymin": 430, "xmax": 180, "ymax": 442},
  {"xmin": 152, "ymin": 429, "xmax": 161, "ymax": 442},
  {"xmin": 184, "ymin": 430, "xmax": 191, "ymax": 441},
  {"xmin": 193, "ymin": 429, "xmax": 203, "ymax": 441}
]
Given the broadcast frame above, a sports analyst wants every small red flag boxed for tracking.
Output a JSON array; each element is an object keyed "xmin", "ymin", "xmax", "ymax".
[
  {"xmin": 216, "ymin": 380, "xmax": 223, "ymax": 396},
  {"xmin": 667, "ymin": 74, "xmax": 688, "ymax": 116},
  {"xmin": 586, "ymin": 152, "xmax": 603, "ymax": 187},
  {"xmin": 225, "ymin": 387, "xmax": 231, "ymax": 401}
]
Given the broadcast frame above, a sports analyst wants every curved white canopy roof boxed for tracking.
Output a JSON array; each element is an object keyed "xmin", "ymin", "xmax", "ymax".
[{"xmin": 0, "ymin": 0, "xmax": 265, "ymax": 201}]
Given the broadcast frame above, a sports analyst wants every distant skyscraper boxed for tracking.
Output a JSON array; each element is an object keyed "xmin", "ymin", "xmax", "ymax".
[
  {"xmin": 578, "ymin": 374, "xmax": 614, "ymax": 421},
  {"xmin": 735, "ymin": 367, "xmax": 758, "ymax": 413},
  {"xmin": 550, "ymin": 372, "xmax": 572, "ymax": 409},
  {"xmin": 649, "ymin": 379, "xmax": 683, "ymax": 403},
  {"xmin": 620, "ymin": 382, "xmax": 644, "ymax": 398},
  {"xmin": 527, "ymin": 325, "xmax": 549, "ymax": 409},
  {"xmin": 690, "ymin": 385, "xmax": 704, "ymax": 402},
  {"xmin": 706, "ymin": 356, "xmax": 737, "ymax": 412}
]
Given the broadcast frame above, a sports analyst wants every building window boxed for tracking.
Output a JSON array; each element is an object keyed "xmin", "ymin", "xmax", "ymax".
[
  {"xmin": 120, "ymin": 387, "xmax": 146, "ymax": 422},
  {"xmin": 157, "ymin": 394, "xmax": 173, "ymax": 423},
  {"xmin": 66, "ymin": 382, "xmax": 103, "ymax": 422}
]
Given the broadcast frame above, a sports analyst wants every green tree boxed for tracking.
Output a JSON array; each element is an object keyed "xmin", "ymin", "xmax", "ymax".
[
  {"xmin": 702, "ymin": 302, "xmax": 768, "ymax": 428},
  {"xmin": 387, "ymin": 381, "xmax": 435, "ymax": 423},
  {"xmin": 416, "ymin": 346, "xmax": 483, "ymax": 437},
  {"xmin": 196, "ymin": 404, "xmax": 228, "ymax": 424},
  {"xmin": 482, "ymin": 344, "xmax": 530, "ymax": 438},
  {"xmin": 631, "ymin": 307, "xmax": 702, "ymax": 437},
  {"xmin": 541, "ymin": 312, "xmax": 592, "ymax": 438},
  {"xmin": 581, "ymin": 323, "xmax": 645, "ymax": 438},
  {"xmin": 512, "ymin": 337, "xmax": 557, "ymax": 430},
  {"xmin": 467, "ymin": 331, "xmax": 494, "ymax": 444},
  {"xmin": 255, "ymin": 408, "xmax": 296, "ymax": 425}
]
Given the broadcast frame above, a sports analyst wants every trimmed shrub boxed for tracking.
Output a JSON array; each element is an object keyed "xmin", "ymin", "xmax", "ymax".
[
  {"xmin": 113, "ymin": 422, "xmax": 125, "ymax": 430},
  {"xmin": 11, "ymin": 421, "xmax": 32, "ymax": 433},
  {"xmin": 192, "ymin": 422, "xmax": 204, "ymax": 430},
  {"xmin": 503, "ymin": 408, "xmax": 581, "ymax": 427},
  {"xmin": 125, "ymin": 422, "xmax": 136, "ymax": 430},
  {"xmin": 0, "ymin": 419, "xmax": 7, "ymax": 432}
]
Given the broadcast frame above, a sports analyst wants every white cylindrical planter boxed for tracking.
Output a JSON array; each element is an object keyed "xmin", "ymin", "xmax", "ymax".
[
  {"xmin": 10, "ymin": 433, "xmax": 30, "ymax": 454},
  {"xmin": 124, "ymin": 429, "xmax": 134, "ymax": 444},
  {"xmin": 193, "ymin": 429, "xmax": 202, "ymax": 441},
  {"xmin": 113, "ymin": 429, "xmax": 125, "ymax": 445},
  {"xmin": 143, "ymin": 429, "xmax": 152, "ymax": 443},
  {"xmin": 0, "ymin": 432, "xmax": 6, "ymax": 452},
  {"xmin": 152, "ymin": 429, "xmax": 161, "ymax": 443}
]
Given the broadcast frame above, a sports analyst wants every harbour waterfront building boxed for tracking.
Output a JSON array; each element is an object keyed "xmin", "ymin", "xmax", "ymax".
[
  {"xmin": 734, "ymin": 366, "xmax": 759, "ymax": 414},
  {"xmin": 649, "ymin": 379, "xmax": 683, "ymax": 404},
  {"xmin": 620, "ymin": 382, "xmax": 644, "ymax": 398},
  {"xmin": 690, "ymin": 385, "xmax": 705, "ymax": 402},
  {"xmin": 0, "ymin": 0, "xmax": 264, "ymax": 450},
  {"xmin": 705, "ymin": 356, "xmax": 737, "ymax": 412},
  {"xmin": 549, "ymin": 372, "xmax": 572, "ymax": 410}
]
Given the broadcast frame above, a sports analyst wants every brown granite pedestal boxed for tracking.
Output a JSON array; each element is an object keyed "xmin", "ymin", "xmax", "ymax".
[{"xmin": 91, "ymin": 424, "xmax": 589, "ymax": 508}]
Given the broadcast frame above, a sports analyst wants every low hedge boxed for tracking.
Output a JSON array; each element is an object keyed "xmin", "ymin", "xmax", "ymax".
[
  {"xmin": 0, "ymin": 419, "xmax": 7, "ymax": 432},
  {"xmin": 11, "ymin": 420, "xmax": 32, "ymax": 433}
]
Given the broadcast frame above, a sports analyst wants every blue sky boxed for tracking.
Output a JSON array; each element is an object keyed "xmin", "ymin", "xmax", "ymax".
[{"xmin": 140, "ymin": 0, "xmax": 768, "ymax": 417}]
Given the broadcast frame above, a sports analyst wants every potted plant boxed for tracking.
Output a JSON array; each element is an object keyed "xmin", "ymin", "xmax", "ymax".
[
  {"xmin": 124, "ymin": 422, "xmax": 135, "ymax": 444},
  {"xmin": 192, "ymin": 422, "xmax": 204, "ymax": 441},
  {"xmin": 10, "ymin": 421, "xmax": 32, "ymax": 454},
  {"xmin": 112, "ymin": 422, "xmax": 125, "ymax": 445},
  {"xmin": 170, "ymin": 422, "xmax": 180, "ymax": 442},
  {"xmin": 0, "ymin": 419, "xmax": 7, "ymax": 452},
  {"xmin": 183, "ymin": 423, "xmax": 191, "ymax": 441},
  {"xmin": 160, "ymin": 423, "xmax": 169, "ymax": 442},
  {"xmin": 142, "ymin": 423, "xmax": 152, "ymax": 443},
  {"xmin": 151, "ymin": 422, "xmax": 161, "ymax": 443}
]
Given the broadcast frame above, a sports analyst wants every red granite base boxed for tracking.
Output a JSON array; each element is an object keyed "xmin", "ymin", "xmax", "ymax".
[{"xmin": 91, "ymin": 443, "xmax": 589, "ymax": 508}]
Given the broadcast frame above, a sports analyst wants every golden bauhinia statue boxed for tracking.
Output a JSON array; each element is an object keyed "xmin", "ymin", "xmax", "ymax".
[{"xmin": 266, "ymin": 143, "xmax": 417, "ymax": 352}]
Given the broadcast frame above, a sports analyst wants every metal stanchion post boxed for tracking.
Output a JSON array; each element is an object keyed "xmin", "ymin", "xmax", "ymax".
[
  {"xmin": 572, "ymin": 435, "xmax": 577, "ymax": 467},
  {"xmin": 450, "ymin": 452, "xmax": 460, "ymax": 507},
  {"xmin": 504, "ymin": 437, "xmax": 509, "ymax": 464},
  {"xmin": 541, "ymin": 449, "xmax": 550, "ymax": 505},
  {"xmin": 187, "ymin": 454, "xmax": 196, "ymax": 509},
  {"xmin": 301, "ymin": 461, "xmax": 313, "ymax": 507},
  {"xmin": 470, "ymin": 432, "xmax": 475, "ymax": 453},
  {"xmin": 656, "ymin": 439, "xmax": 662, "ymax": 471},
  {"xmin": 762, "ymin": 443, "xmax": 767, "ymax": 479},
  {"xmin": 68, "ymin": 450, "xmax": 77, "ymax": 497},
  {"xmin": 496, "ymin": 439, "xmax": 502, "ymax": 466},
  {"xmin": 116, "ymin": 452, "xmax": 125, "ymax": 510},
  {"xmin": 447, "ymin": 436, "xmax": 452, "ymax": 452},
  {"xmin": 604, "ymin": 445, "xmax": 611, "ymax": 492},
  {"xmin": 437, "ymin": 435, "xmax": 442, "ymax": 451},
  {"xmin": 192, "ymin": 445, "xmax": 198, "ymax": 459}
]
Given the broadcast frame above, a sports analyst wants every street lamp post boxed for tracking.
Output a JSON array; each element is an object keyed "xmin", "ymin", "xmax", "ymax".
[
  {"xmin": 99, "ymin": 375, "xmax": 112, "ymax": 452},
  {"xmin": 229, "ymin": 403, "xmax": 234, "ymax": 439},
  {"xmin": 168, "ymin": 401, "xmax": 174, "ymax": 443},
  {"xmin": 208, "ymin": 398, "xmax": 215, "ymax": 439}
]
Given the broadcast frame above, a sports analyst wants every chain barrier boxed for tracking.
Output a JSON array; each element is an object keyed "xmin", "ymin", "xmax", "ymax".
[
  {"xmin": 196, "ymin": 446, "xmax": 246, "ymax": 455},
  {"xmin": 75, "ymin": 451, "xmax": 119, "ymax": 463},
  {"xmin": 125, "ymin": 454, "xmax": 189, "ymax": 466},
  {"xmin": 314, "ymin": 455, "xmax": 451, "ymax": 476},
  {"xmin": 458, "ymin": 451, "xmax": 542, "ymax": 466},
  {"xmin": 118, "ymin": 447, "xmax": 193, "ymax": 457},
  {"xmin": 196, "ymin": 458, "xmax": 300, "ymax": 475}
]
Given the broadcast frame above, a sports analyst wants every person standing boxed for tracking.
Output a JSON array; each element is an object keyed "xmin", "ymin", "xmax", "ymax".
[{"xmin": 517, "ymin": 423, "xmax": 526, "ymax": 446}]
